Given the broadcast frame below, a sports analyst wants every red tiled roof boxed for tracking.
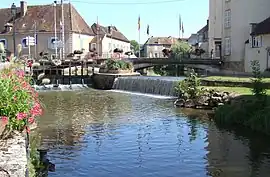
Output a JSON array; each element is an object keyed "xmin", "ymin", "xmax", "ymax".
[
  {"xmin": 252, "ymin": 16, "xmax": 270, "ymax": 35},
  {"xmin": 0, "ymin": 3, "xmax": 94, "ymax": 35}
]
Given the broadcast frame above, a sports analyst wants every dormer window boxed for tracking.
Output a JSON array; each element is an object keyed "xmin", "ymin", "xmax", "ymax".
[{"xmin": 4, "ymin": 23, "xmax": 13, "ymax": 32}]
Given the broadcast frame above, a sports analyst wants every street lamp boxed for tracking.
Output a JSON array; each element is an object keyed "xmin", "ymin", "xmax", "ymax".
[{"xmin": 11, "ymin": 3, "xmax": 17, "ymax": 57}]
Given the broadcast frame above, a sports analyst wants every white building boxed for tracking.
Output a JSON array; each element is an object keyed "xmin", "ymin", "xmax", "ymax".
[
  {"xmin": 221, "ymin": 0, "xmax": 270, "ymax": 71},
  {"xmin": 208, "ymin": 0, "xmax": 222, "ymax": 58},
  {"xmin": 89, "ymin": 24, "xmax": 130, "ymax": 58}
]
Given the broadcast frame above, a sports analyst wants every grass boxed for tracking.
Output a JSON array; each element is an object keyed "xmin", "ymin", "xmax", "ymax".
[
  {"xmin": 202, "ymin": 86, "xmax": 270, "ymax": 95},
  {"xmin": 203, "ymin": 76, "xmax": 270, "ymax": 83}
]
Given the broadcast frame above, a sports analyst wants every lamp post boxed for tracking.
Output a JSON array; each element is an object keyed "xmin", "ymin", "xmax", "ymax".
[{"xmin": 11, "ymin": 3, "xmax": 17, "ymax": 57}]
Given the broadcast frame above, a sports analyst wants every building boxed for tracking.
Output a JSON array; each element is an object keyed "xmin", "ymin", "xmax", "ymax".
[
  {"xmin": 208, "ymin": 0, "xmax": 222, "ymax": 59},
  {"xmin": 196, "ymin": 22, "xmax": 209, "ymax": 55},
  {"xmin": 0, "ymin": 1, "xmax": 95, "ymax": 59},
  {"xmin": 218, "ymin": 0, "xmax": 270, "ymax": 71},
  {"xmin": 89, "ymin": 23, "xmax": 130, "ymax": 58},
  {"xmin": 142, "ymin": 36, "xmax": 179, "ymax": 58},
  {"xmin": 245, "ymin": 17, "xmax": 270, "ymax": 72},
  {"xmin": 188, "ymin": 34, "xmax": 198, "ymax": 46}
]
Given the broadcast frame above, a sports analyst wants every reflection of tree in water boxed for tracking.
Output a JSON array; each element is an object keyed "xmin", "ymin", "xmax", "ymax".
[
  {"xmin": 38, "ymin": 90, "xmax": 132, "ymax": 151},
  {"xmin": 179, "ymin": 107, "xmax": 270, "ymax": 177}
]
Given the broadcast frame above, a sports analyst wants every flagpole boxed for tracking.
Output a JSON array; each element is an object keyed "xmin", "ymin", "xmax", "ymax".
[
  {"xmin": 179, "ymin": 14, "xmax": 181, "ymax": 39},
  {"xmin": 138, "ymin": 15, "xmax": 141, "ymax": 58},
  {"xmin": 182, "ymin": 21, "xmax": 184, "ymax": 39},
  {"xmin": 97, "ymin": 16, "xmax": 99, "ymax": 59}
]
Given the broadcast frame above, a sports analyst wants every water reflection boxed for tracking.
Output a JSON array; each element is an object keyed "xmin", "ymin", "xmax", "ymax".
[
  {"xmin": 37, "ymin": 90, "xmax": 270, "ymax": 177},
  {"xmin": 180, "ymin": 108, "xmax": 270, "ymax": 177}
]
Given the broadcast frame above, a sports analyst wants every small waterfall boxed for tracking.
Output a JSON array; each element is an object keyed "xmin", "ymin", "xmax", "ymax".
[{"xmin": 112, "ymin": 76, "xmax": 184, "ymax": 96}]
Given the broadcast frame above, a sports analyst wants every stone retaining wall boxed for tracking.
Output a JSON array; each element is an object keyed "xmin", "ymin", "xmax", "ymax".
[{"xmin": 0, "ymin": 132, "xmax": 28, "ymax": 177}]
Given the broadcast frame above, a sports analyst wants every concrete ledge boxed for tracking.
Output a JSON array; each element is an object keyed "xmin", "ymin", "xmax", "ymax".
[{"xmin": 92, "ymin": 72, "xmax": 140, "ymax": 90}]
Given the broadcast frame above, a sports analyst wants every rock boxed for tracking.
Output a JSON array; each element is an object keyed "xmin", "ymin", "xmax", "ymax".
[
  {"xmin": 184, "ymin": 99, "xmax": 196, "ymax": 108},
  {"xmin": 174, "ymin": 99, "xmax": 185, "ymax": 107}
]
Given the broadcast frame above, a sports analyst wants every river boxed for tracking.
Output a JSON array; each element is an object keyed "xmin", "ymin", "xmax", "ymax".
[{"xmin": 37, "ymin": 89, "xmax": 270, "ymax": 177}]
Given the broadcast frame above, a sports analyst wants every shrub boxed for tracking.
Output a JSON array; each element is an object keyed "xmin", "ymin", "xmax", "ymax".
[
  {"xmin": 175, "ymin": 69, "xmax": 203, "ymax": 99},
  {"xmin": 0, "ymin": 66, "xmax": 42, "ymax": 138},
  {"xmin": 250, "ymin": 60, "xmax": 267, "ymax": 103},
  {"xmin": 104, "ymin": 58, "xmax": 133, "ymax": 70}
]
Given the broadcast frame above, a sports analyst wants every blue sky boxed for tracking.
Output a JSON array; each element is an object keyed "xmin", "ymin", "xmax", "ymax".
[{"xmin": 1, "ymin": 0, "xmax": 209, "ymax": 44}]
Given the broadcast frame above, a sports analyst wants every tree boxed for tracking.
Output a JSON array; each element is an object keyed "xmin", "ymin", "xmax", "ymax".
[
  {"xmin": 171, "ymin": 41, "xmax": 192, "ymax": 58},
  {"xmin": 130, "ymin": 40, "xmax": 139, "ymax": 52}
]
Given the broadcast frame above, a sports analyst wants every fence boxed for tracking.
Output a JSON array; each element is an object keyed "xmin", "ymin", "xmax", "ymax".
[{"xmin": 32, "ymin": 60, "xmax": 94, "ymax": 86}]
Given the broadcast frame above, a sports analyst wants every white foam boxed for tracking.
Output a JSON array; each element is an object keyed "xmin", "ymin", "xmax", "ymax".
[
  {"xmin": 33, "ymin": 84, "xmax": 89, "ymax": 92},
  {"xmin": 108, "ymin": 89, "xmax": 176, "ymax": 99}
]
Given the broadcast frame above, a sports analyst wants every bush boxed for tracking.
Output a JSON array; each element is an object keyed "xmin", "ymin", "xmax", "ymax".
[
  {"xmin": 214, "ymin": 60, "xmax": 270, "ymax": 135},
  {"xmin": 175, "ymin": 69, "xmax": 203, "ymax": 99},
  {"xmin": 0, "ymin": 66, "xmax": 43, "ymax": 138},
  {"xmin": 250, "ymin": 60, "xmax": 267, "ymax": 104},
  {"xmin": 104, "ymin": 58, "xmax": 133, "ymax": 70}
]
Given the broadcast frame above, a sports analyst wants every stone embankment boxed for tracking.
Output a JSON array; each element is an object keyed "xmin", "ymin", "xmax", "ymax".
[
  {"xmin": 0, "ymin": 132, "xmax": 28, "ymax": 177},
  {"xmin": 174, "ymin": 89, "xmax": 239, "ymax": 109}
]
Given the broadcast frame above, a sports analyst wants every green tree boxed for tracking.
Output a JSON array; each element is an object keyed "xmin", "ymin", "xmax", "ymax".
[
  {"xmin": 171, "ymin": 41, "xmax": 192, "ymax": 58},
  {"xmin": 130, "ymin": 40, "xmax": 139, "ymax": 52}
]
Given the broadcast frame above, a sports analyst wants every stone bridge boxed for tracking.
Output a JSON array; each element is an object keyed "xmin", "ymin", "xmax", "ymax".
[{"xmin": 122, "ymin": 58, "xmax": 223, "ymax": 71}]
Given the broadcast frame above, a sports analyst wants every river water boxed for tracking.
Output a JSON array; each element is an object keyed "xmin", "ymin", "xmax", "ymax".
[{"xmin": 37, "ymin": 89, "xmax": 270, "ymax": 177}]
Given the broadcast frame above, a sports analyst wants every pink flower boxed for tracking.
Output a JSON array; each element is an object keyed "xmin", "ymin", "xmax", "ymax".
[
  {"xmin": 16, "ymin": 112, "xmax": 27, "ymax": 120},
  {"xmin": 30, "ymin": 102, "xmax": 42, "ymax": 116},
  {"xmin": 1, "ymin": 116, "xmax": 8, "ymax": 126},
  {"xmin": 28, "ymin": 117, "xmax": 35, "ymax": 124}
]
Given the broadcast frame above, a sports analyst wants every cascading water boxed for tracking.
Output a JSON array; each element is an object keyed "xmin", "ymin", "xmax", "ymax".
[
  {"xmin": 33, "ymin": 84, "xmax": 89, "ymax": 92},
  {"xmin": 112, "ymin": 76, "xmax": 184, "ymax": 96}
]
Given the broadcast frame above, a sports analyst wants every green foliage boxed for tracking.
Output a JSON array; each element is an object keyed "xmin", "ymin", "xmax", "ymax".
[
  {"xmin": 105, "ymin": 59, "xmax": 133, "ymax": 70},
  {"xmin": 171, "ymin": 41, "xmax": 192, "ymax": 58},
  {"xmin": 250, "ymin": 60, "xmax": 267, "ymax": 102},
  {"xmin": 130, "ymin": 40, "xmax": 140, "ymax": 52},
  {"xmin": 214, "ymin": 61, "xmax": 270, "ymax": 135},
  {"xmin": 0, "ymin": 66, "xmax": 43, "ymax": 138},
  {"xmin": 175, "ymin": 69, "xmax": 203, "ymax": 99}
]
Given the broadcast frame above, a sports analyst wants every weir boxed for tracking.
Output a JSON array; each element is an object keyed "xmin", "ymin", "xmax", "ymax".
[{"xmin": 112, "ymin": 76, "xmax": 184, "ymax": 96}]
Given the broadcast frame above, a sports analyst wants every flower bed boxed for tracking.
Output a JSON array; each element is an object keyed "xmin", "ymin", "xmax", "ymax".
[
  {"xmin": 0, "ymin": 66, "xmax": 42, "ymax": 139},
  {"xmin": 99, "ymin": 58, "xmax": 134, "ymax": 73}
]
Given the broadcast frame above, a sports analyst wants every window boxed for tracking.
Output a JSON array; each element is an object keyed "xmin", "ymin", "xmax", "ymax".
[
  {"xmin": 224, "ymin": 37, "xmax": 231, "ymax": 55},
  {"xmin": 0, "ymin": 39, "xmax": 7, "ymax": 48},
  {"xmin": 250, "ymin": 36, "xmax": 262, "ymax": 48},
  {"xmin": 224, "ymin": 10, "xmax": 231, "ymax": 28},
  {"xmin": 91, "ymin": 43, "xmax": 96, "ymax": 50},
  {"xmin": 154, "ymin": 53, "xmax": 158, "ymax": 57},
  {"xmin": 48, "ymin": 37, "xmax": 59, "ymax": 49}
]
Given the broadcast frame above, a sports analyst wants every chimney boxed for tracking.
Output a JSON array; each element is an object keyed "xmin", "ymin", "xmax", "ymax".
[{"xmin": 20, "ymin": 1, "xmax": 27, "ymax": 17}]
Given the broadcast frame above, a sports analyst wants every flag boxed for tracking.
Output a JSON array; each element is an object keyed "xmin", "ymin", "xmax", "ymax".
[
  {"xmin": 147, "ymin": 24, "xmax": 149, "ymax": 35},
  {"xmin": 179, "ymin": 14, "xmax": 181, "ymax": 31},
  {"xmin": 182, "ymin": 22, "xmax": 184, "ymax": 33},
  {"xmin": 138, "ymin": 16, "xmax": 140, "ymax": 31}
]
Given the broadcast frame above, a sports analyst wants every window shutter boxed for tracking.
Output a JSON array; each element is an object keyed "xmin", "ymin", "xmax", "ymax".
[
  {"xmin": 249, "ymin": 36, "xmax": 253, "ymax": 48},
  {"xmin": 257, "ymin": 36, "xmax": 262, "ymax": 47}
]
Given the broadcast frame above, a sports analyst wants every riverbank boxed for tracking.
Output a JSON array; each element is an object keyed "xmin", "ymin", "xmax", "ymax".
[{"xmin": 175, "ymin": 71, "xmax": 270, "ymax": 135}]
